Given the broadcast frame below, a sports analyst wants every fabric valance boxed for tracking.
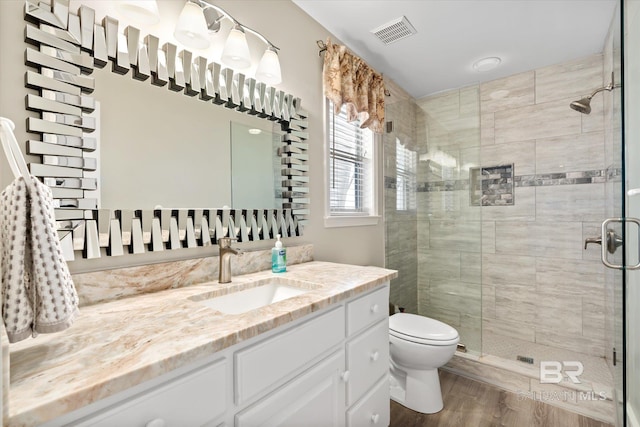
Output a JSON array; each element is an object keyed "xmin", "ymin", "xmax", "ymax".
[{"xmin": 322, "ymin": 38, "xmax": 386, "ymax": 134}]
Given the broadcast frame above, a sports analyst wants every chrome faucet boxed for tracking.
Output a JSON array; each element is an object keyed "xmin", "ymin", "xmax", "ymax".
[{"xmin": 218, "ymin": 237, "xmax": 243, "ymax": 283}]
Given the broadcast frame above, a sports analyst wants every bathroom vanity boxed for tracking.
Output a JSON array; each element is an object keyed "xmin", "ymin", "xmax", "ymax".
[{"xmin": 5, "ymin": 262, "xmax": 396, "ymax": 427}]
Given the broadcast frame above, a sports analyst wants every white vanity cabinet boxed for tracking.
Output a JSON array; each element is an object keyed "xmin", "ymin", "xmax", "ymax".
[
  {"xmin": 43, "ymin": 283, "xmax": 390, "ymax": 427},
  {"xmin": 234, "ymin": 284, "xmax": 390, "ymax": 427}
]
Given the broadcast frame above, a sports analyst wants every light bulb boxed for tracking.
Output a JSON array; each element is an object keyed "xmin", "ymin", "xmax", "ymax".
[
  {"xmin": 255, "ymin": 47, "xmax": 282, "ymax": 85},
  {"xmin": 174, "ymin": 1, "xmax": 210, "ymax": 50},
  {"xmin": 221, "ymin": 25, "xmax": 251, "ymax": 69}
]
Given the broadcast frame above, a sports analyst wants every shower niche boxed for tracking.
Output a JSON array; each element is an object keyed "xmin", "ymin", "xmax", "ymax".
[{"xmin": 469, "ymin": 164, "xmax": 514, "ymax": 207}]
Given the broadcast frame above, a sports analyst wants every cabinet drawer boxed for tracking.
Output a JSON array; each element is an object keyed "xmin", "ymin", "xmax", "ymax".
[
  {"xmin": 346, "ymin": 319, "xmax": 389, "ymax": 405},
  {"xmin": 235, "ymin": 306, "xmax": 345, "ymax": 405},
  {"xmin": 236, "ymin": 350, "xmax": 345, "ymax": 427},
  {"xmin": 347, "ymin": 285, "xmax": 388, "ymax": 336},
  {"xmin": 75, "ymin": 358, "xmax": 227, "ymax": 427},
  {"xmin": 346, "ymin": 376, "xmax": 390, "ymax": 427}
]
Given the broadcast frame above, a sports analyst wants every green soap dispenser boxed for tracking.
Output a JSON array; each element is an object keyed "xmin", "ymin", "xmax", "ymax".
[{"xmin": 271, "ymin": 234, "xmax": 287, "ymax": 273}]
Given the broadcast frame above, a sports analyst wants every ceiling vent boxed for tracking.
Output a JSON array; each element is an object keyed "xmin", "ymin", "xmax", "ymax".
[{"xmin": 371, "ymin": 16, "xmax": 417, "ymax": 45}]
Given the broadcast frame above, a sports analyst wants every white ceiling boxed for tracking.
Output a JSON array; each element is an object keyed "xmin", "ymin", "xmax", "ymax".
[{"xmin": 292, "ymin": 0, "xmax": 618, "ymax": 99}]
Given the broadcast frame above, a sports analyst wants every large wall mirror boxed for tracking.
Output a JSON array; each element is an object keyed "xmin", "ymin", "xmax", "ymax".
[
  {"xmin": 230, "ymin": 121, "xmax": 282, "ymax": 209},
  {"xmin": 22, "ymin": 0, "xmax": 309, "ymax": 261}
]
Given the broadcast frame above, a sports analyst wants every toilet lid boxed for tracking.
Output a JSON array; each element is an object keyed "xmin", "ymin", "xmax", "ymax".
[{"xmin": 389, "ymin": 313, "xmax": 459, "ymax": 342}]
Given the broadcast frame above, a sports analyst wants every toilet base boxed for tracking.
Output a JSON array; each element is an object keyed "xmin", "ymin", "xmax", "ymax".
[{"xmin": 389, "ymin": 365, "xmax": 444, "ymax": 414}]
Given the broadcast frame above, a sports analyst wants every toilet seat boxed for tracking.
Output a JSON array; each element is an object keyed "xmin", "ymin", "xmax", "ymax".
[{"xmin": 389, "ymin": 313, "xmax": 459, "ymax": 346}]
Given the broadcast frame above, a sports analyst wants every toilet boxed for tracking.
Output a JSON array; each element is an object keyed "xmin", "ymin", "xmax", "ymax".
[{"xmin": 388, "ymin": 313, "xmax": 459, "ymax": 414}]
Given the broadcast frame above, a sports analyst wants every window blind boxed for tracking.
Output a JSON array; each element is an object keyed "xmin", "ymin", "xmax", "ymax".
[
  {"xmin": 328, "ymin": 102, "xmax": 373, "ymax": 215},
  {"xmin": 396, "ymin": 138, "xmax": 417, "ymax": 211}
]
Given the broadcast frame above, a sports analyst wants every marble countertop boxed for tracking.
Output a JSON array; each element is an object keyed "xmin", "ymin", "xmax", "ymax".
[{"xmin": 7, "ymin": 261, "xmax": 396, "ymax": 426}]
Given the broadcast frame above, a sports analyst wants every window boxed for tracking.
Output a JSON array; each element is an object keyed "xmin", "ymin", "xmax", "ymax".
[
  {"xmin": 325, "ymin": 101, "xmax": 378, "ymax": 227},
  {"xmin": 396, "ymin": 138, "xmax": 417, "ymax": 211}
]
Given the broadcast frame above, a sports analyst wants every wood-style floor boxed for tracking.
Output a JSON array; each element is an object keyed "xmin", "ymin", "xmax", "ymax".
[{"xmin": 389, "ymin": 370, "xmax": 613, "ymax": 427}]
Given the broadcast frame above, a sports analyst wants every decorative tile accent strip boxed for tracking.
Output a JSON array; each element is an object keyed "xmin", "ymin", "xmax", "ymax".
[
  {"xmin": 384, "ymin": 176, "xmax": 397, "ymax": 190},
  {"xmin": 385, "ymin": 168, "xmax": 622, "ymax": 199},
  {"xmin": 419, "ymin": 180, "xmax": 470, "ymax": 192},
  {"xmin": 402, "ymin": 169, "xmax": 619, "ymax": 191},
  {"xmin": 385, "ymin": 177, "xmax": 471, "ymax": 192},
  {"xmin": 515, "ymin": 169, "xmax": 607, "ymax": 187}
]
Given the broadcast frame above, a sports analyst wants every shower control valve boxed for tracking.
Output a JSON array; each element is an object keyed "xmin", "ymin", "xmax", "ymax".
[
  {"xmin": 584, "ymin": 229, "xmax": 622, "ymax": 254},
  {"xmin": 584, "ymin": 236, "xmax": 602, "ymax": 250}
]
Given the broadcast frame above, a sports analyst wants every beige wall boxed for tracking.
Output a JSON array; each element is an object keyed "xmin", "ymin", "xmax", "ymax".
[{"xmin": 0, "ymin": 0, "xmax": 386, "ymax": 272}]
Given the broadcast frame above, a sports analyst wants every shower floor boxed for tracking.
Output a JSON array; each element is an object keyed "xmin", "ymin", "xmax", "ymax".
[
  {"xmin": 482, "ymin": 332, "xmax": 613, "ymax": 389},
  {"xmin": 444, "ymin": 333, "xmax": 615, "ymax": 424}
]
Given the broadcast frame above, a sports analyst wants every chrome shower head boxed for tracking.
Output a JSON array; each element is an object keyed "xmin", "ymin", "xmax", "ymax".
[
  {"xmin": 570, "ymin": 72, "xmax": 620, "ymax": 115},
  {"xmin": 570, "ymin": 97, "xmax": 592, "ymax": 114}
]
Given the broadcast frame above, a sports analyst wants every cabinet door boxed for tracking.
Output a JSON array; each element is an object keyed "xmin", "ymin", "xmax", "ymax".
[
  {"xmin": 346, "ymin": 285, "xmax": 389, "ymax": 336},
  {"xmin": 235, "ymin": 350, "xmax": 346, "ymax": 427},
  {"xmin": 347, "ymin": 376, "xmax": 390, "ymax": 427},
  {"xmin": 346, "ymin": 320, "xmax": 389, "ymax": 406},
  {"xmin": 73, "ymin": 358, "xmax": 227, "ymax": 427},
  {"xmin": 235, "ymin": 306, "xmax": 345, "ymax": 405}
]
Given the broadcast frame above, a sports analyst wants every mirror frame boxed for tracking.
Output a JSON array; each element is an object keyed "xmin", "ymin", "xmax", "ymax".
[{"xmin": 22, "ymin": 0, "xmax": 309, "ymax": 261}]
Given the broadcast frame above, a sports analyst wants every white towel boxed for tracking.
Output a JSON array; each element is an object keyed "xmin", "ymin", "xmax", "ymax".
[{"xmin": 1, "ymin": 175, "xmax": 79, "ymax": 343}]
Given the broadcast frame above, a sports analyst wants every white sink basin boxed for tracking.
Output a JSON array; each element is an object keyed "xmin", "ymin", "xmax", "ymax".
[{"xmin": 197, "ymin": 279, "xmax": 315, "ymax": 314}]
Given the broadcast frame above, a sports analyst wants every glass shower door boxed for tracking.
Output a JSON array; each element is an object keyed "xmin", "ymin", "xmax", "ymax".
[
  {"xmin": 601, "ymin": 1, "xmax": 640, "ymax": 424},
  {"xmin": 623, "ymin": 0, "xmax": 640, "ymax": 425},
  {"xmin": 607, "ymin": 4, "xmax": 624, "ymax": 422}
]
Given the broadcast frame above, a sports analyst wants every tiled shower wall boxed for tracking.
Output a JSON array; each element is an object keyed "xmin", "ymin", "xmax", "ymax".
[{"xmin": 479, "ymin": 53, "xmax": 608, "ymax": 359}]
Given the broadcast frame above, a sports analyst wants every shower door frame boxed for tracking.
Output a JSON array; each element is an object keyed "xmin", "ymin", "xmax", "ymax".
[{"xmin": 622, "ymin": 0, "xmax": 640, "ymax": 425}]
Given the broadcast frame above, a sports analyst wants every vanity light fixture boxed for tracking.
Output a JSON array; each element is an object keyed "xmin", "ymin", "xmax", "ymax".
[
  {"xmin": 174, "ymin": 0, "xmax": 283, "ymax": 84},
  {"xmin": 221, "ymin": 24, "xmax": 252, "ymax": 69},
  {"xmin": 255, "ymin": 46, "xmax": 282, "ymax": 86},
  {"xmin": 116, "ymin": 0, "xmax": 160, "ymax": 25},
  {"xmin": 174, "ymin": 1, "xmax": 211, "ymax": 49}
]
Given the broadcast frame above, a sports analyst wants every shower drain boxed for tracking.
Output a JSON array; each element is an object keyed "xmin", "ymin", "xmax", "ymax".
[{"xmin": 517, "ymin": 355, "xmax": 534, "ymax": 364}]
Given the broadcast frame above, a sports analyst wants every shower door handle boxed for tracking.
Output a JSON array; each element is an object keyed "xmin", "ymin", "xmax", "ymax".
[{"xmin": 595, "ymin": 218, "xmax": 640, "ymax": 270}]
